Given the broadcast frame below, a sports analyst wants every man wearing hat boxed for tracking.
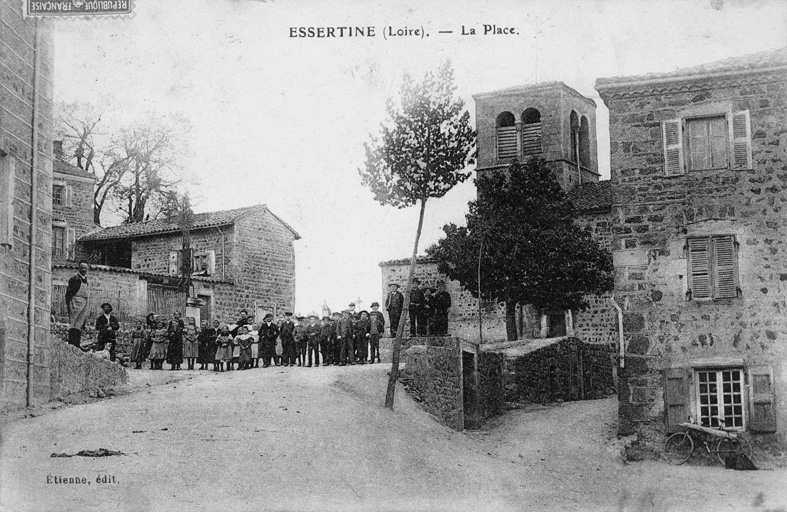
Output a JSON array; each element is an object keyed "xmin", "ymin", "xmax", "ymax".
[
  {"xmin": 294, "ymin": 315, "xmax": 308, "ymax": 366},
  {"xmin": 408, "ymin": 278, "xmax": 425, "ymax": 337},
  {"xmin": 259, "ymin": 313, "xmax": 279, "ymax": 368},
  {"xmin": 384, "ymin": 283, "xmax": 404, "ymax": 337},
  {"xmin": 305, "ymin": 314, "xmax": 322, "ymax": 367},
  {"xmin": 65, "ymin": 260, "xmax": 90, "ymax": 348},
  {"xmin": 94, "ymin": 302, "xmax": 120, "ymax": 362},
  {"xmin": 336, "ymin": 310, "xmax": 354, "ymax": 365},
  {"xmin": 433, "ymin": 281, "xmax": 452, "ymax": 336},
  {"xmin": 279, "ymin": 312, "xmax": 296, "ymax": 366},
  {"xmin": 368, "ymin": 302, "xmax": 385, "ymax": 363}
]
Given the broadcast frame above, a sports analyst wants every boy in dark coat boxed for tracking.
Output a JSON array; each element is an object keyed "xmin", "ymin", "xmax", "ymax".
[
  {"xmin": 330, "ymin": 312, "xmax": 342, "ymax": 364},
  {"xmin": 95, "ymin": 302, "xmax": 120, "ymax": 362},
  {"xmin": 319, "ymin": 316, "xmax": 334, "ymax": 366},
  {"xmin": 368, "ymin": 302, "xmax": 385, "ymax": 363},
  {"xmin": 305, "ymin": 314, "xmax": 321, "ymax": 367},
  {"xmin": 279, "ymin": 312, "xmax": 296, "ymax": 367},
  {"xmin": 354, "ymin": 311, "xmax": 371, "ymax": 364}
]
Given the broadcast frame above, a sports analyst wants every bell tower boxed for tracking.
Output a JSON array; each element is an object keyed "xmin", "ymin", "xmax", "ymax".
[{"xmin": 473, "ymin": 81, "xmax": 599, "ymax": 191}]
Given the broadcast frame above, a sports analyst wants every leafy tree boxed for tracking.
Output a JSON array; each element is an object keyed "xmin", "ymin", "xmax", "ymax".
[
  {"xmin": 426, "ymin": 158, "xmax": 613, "ymax": 341},
  {"xmin": 359, "ymin": 61, "xmax": 475, "ymax": 409}
]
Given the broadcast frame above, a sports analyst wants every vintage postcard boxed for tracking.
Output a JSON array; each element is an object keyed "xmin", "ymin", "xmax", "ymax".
[{"xmin": 1, "ymin": 0, "xmax": 786, "ymax": 511}]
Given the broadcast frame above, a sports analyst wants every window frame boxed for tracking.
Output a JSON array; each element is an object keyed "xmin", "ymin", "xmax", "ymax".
[
  {"xmin": 694, "ymin": 367, "xmax": 746, "ymax": 432},
  {"xmin": 686, "ymin": 234, "xmax": 739, "ymax": 301},
  {"xmin": 53, "ymin": 184, "xmax": 65, "ymax": 205},
  {"xmin": 685, "ymin": 115, "xmax": 729, "ymax": 172},
  {"xmin": 52, "ymin": 225, "xmax": 66, "ymax": 259}
]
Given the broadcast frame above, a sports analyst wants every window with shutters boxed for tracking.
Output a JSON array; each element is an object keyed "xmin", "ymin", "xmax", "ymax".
[
  {"xmin": 521, "ymin": 108, "xmax": 542, "ymax": 156},
  {"xmin": 496, "ymin": 111, "xmax": 518, "ymax": 160},
  {"xmin": 53, "ymin": 185, "xmax": 64, "ymax": 205},
  {"xmin": 696, "ymin": 368, "xmax": 745, "ymax": 430},
  {"xmin": 52, "ymin": 226, "xmax": 66, "ymax": 259},
  {"xmin": 661, "ymin": 110, "xmax": 752, "ymax": 175},
  {"xmin": 686, "ymin": 235, "xmax": 739, "ymax": 300}
]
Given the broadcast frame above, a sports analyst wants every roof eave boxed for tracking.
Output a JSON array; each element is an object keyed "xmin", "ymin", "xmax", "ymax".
[{"xmin": 595, "ymin": 64, "xmax": 787, "ymax": 93}]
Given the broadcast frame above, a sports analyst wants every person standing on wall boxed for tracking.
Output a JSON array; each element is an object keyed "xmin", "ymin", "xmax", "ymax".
[
  {"xmin": 433, "ymin": 281, "xmax": 452, "ymax": 336},
  {"xmin": 65, "ymin": 260, "xmax": 90, "ymax": 349},
  {"xmin": 95, "ymin": 302, "xmax": 120, "ymax": 361},
  {"xmin": 408, "ymin": 278, "xmax": 425, "ymax": 337},
  {"xmin": 384, "ymin": 283, "xmax": 403, "ymax": 337}
]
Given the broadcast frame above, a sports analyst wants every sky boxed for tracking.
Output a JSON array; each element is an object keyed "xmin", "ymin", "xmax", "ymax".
[{"xmin": 53, "ymin": 0, "xmax": 787, "ymax": 315}]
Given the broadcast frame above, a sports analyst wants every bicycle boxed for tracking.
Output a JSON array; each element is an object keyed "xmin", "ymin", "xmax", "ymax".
[{"xmin": 663, "ymin": 420, "xmax": 753, "ymax": 465}]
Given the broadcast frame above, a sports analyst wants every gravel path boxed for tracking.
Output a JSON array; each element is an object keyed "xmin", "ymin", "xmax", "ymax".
[{"xmin": 1, "ymin": 365, "xmax": 784, "ymax": 511}]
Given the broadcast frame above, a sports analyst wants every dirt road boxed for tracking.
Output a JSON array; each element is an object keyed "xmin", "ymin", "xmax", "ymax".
[{"xmin": 1, "ymin": 365, "xmax": 784, "ymax": 512}]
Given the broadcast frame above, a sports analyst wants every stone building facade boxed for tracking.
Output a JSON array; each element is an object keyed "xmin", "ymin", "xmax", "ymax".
[
  {"xmin": 78, "ymin": 204, "xmax": 299, "ymax": 322},
  {"xmin": 0, "ymin": 3, "xmax": 55, "ymax": 410},
  {"xmin": 51, "ymin": 140, "xmax": 97, "ymax": 263},
  {"xmin": 596, "ymin": 47, "xmax": 787, "ymax": 444}
]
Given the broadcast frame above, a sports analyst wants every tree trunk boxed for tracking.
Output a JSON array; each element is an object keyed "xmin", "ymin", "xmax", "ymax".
[
  {"xmin": 385, "ymin": 197, "xmax": 427, "ymax": 410},
  {"xmin": 505, "ymin": 300, "xmax": 518, "ymax": 341}
]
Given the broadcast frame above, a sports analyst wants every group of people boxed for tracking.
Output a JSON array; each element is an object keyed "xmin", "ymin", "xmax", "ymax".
[
  {"xmin": 64, "ymin": 261, "xmax": 454, "ymax": 371},
  {"xmin": 127, "ymin": 303, "xmax": 388, "ymax": 371},
  {"xmin": 384, "ymin": 279, "xmax": 451, "ymax": 337}
]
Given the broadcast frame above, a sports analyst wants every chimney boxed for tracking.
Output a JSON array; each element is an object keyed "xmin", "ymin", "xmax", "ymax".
[{"xmin": 53, "ymin": 140, "xmax": 63, "ymax": 160}]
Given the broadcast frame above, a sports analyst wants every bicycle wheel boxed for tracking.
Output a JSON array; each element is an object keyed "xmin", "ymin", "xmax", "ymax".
[
  {"xmin": 663, "ymin": 432, "xmax": 694, "ymax": 465},
  {"xmin": 715, "ymin": 436, "xmax": 753, "ymax": 465}
]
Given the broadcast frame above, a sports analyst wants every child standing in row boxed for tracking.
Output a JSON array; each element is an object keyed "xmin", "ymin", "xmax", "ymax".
[
  {"xmin": 148, "ymin": 321, "xmax": 168, "ymax": 370},
  {"xmin": 129, "ymin": 320, "xmax": 147, "ymax": 369},
  {"xmin": 183, "ymin": 317, "xmax": 199, "ymax": 370},
  {"xmin": 214, "ymin": 326, "xmax": 232, "ymax": 372},
  {"xmin": 236, "ymin": 326, "xmax": 254, "ymax": 370}
]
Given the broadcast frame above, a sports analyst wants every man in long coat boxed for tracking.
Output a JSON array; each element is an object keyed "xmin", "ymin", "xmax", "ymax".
[
  {"xmin": 432, "ymin": 281, "xmax": 452, "ymax": 336},
  {"xmin": 384, "ymin": 283, "xmax": 404, "ymax": 337},
  {"xmin": 279, "ymin": 312, "xmax": 296, "ymax": 366},
  {"xmin": 259, "ymin": 313, "xmax": 279, "ymax": 368},
  {"xmin": 65, "ymin": 261, "xmax": 90, "ymax": 348},
  {"xmin": 95, "ymin": 302, "xmax": 120, "ymax": 362}
]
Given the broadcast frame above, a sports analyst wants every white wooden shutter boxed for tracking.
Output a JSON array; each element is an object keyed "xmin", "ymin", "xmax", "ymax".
[
  {"xmin": 662, "ymin": 119, "xmax": 685, "ymax": 175},
  {"xmin": 66, "ymin": 185, "xmax": 73, "ymax": 207},
  {"xmin": 208, "ymin": 250, "xmax": 216, "ymax": 274},
  {"xmin": 712, "ymin": 235, "xmax": 737, "ymax": 299},
  {"xmin": 67, "ymin": 228, "xmax": 76, "ymax": 261},
  {"xmin": 728, "ymin": 110, "xmax": 752, "ymax": 170},
  {"xmin": 748, "ymin": 366, "xmax": 776, "ymax": 432},
  {"xmin": 168, "ymin": 250, "xmax": 179, "ymax": 276},
  {"xmin": 687, "ymin": 237, "xmax": 711, "ymax": 299},
  {"xmin": 664, "ymin": 368, "xmax": 690, "ymax": 432}
]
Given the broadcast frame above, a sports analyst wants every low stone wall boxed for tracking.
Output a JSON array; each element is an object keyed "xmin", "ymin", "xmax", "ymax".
[
  {"xmin": 48, "ymin": 335, "xmax": 128, "ymax": 401},
  {"xmin": 400, "ymin": 337, "xmax": 463, "ymax": 430},
  {"xmin": 486, "ymin": 337, "xmax": 615, "ymax": 404},
  {"xmin": 463, "ymin": 349, "xmax": 506, "ymax": 429}
]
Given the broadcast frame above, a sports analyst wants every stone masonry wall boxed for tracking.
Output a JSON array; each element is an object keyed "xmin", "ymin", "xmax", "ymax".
[
  {"xmin": 490, "ymin": 337, "xmax": 615, "ymax": 404},
  {"xmin": 400, "ymin": 337, "xmax": 463, "ymax": 430},
  {"xmin": 600, "ymin": 71, "xmax": 787, "ymax": 441},
  {"xmin": 234, "ymin": 208, "xmax": 297, "ymax": 315},
  {"xmin": 380, "ymin": 258, "xmax": 506, "ymax": 341},
  {"xmin": 48, "ymin": 334, "xmax": 127, "ymax": 400},
  {"xmin": 573, "ymin": 293, "xmax": 618, "ymax": 346},
  {"xmin": 51, "ymin": 171, "xmax": 95, "ymax": 242},
  {"xmin": 131, "ymin": 227, "xmax": 235, "ymax": 279},
  {"xmin": 0, "ymin": 1, "xmax": 55, "ymax": 411},
  {"xmin": 575, "ymin": 210, "xmax": 613, "ymax": 252}
]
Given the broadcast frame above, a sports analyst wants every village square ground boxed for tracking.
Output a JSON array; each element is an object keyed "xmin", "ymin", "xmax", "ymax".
[{"xmin": 1, "ymin": 365, "xmax": 785, "ymax": 512}]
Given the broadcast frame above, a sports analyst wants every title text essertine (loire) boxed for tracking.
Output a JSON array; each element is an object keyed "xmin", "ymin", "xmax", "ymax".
[{"xmin": 288, "ymin": 25, "xmax": 517, "ymax": 38}]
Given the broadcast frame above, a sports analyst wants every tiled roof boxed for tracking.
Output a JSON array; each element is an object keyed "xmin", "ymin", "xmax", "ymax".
[
  {"xmin": 473, "ymin": 81, "xmax": 596, "ymax": 106},
  {"xmin": 53, "ymin": 158, "xmax": 96, "ymax": 180},
  {"xmin": 81, "ymin": 204, "xmax": 300, "ymax": 241},
  {"xmin": 597, "ymin": 47, "xmax": 787, "ymax": 89},
  {"xmin": 567, "ymin": 180, "xmax": 612, "ymax": 212}
]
